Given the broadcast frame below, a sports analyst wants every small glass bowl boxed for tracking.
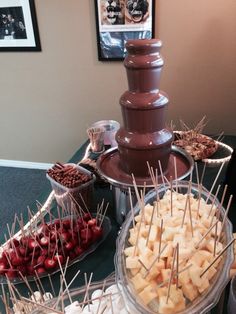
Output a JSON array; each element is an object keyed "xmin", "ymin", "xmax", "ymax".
[{"xmin": 115, "ymin": 181, "xmax": 234, "ymax": 314}]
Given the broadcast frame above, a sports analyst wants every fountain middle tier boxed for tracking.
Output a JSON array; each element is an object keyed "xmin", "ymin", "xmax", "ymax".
[{"xmin": 116, "ymin": 128, "xmax": 173, "ymax": 177}]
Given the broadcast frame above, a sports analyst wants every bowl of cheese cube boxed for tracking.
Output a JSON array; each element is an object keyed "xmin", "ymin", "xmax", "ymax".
[{"xmin": 115, "ymin": 180, "xmax": 234, "ymax": 314}]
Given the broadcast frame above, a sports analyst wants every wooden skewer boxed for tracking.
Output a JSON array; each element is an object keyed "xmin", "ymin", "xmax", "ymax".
[
  {"xmin": 144, "ymin": 243, "xmax": 168, "ymax": 278},
  {"xmin": 138, "ymin": 258, "xmax": 148, "ymax": 271},
  {"xmin": 18, "ymin": 272, "xmax": 37, "ymax": 302},
  {"xmin": 82, "ymin": 272, "xmax": 93, "ymax": 311},
  {"xmin": 166, "ymin": 246, "xmax": 177, "ymax": 303},
  {"xmin": 195, "ymin": 220, "xmax": 218, "ymax": 249},
  {"xmin": 48, "ymin": 273, "xmax": 56, "ymax": 297},
  {"xmin": 158, "ymin": 219, "xmax": 164, "ymax": 262},
  {"xmin": 54, "ymin": 275, "xmax": 65, "ymax": 310},
  {"xmin": 96, "ymin": 279, "xmax": 107, "ymax": 314},
  {"xmin": 170, "ymin": 176, "xmax": 173, "ymax": 217},
  {"xmin": 195, "ymin": 162, "xmax": 200, "ymax": 187},
  {"xmin": 208, "ymin": 185, "xmax": 221, "ymax": 218},
  {"xmin": 174, "ymin": 156, "xmax": 178, "ymax": 192},
  {"xmin": 205, "ymin": 161, "xmax": 225, "ymax": 204},
  {"xmin": 6, "ymin": 276, "xmax": 19, "ymax": 311},
  {"xmin": 181, "ymin": 181, "xmax": 191, "ymax": 228},
  {"xmin": 218, "ymin": 194, "xmax": 233, "ymax": 240},
  {"xmin": 99, "ymin": 202, "xmax": 109, "ymax": 228},
  {"xmin": 146, "ymin": 202, "xmax": 156, "ymax": 247},
  {"xmin": 176, "ymin": 243, "xmax": 179, "ymax": 289},
  {"xmin": 200, "ymin": 161, "xmax": 207, "ymax": 185},
  {"xmin": 1, "ymin": 284, "xmax": 10, "ymax": 314},
  {"xmin": 220, "ymin": 185, "xmax": 228, "ymax": 209},
  {"xmin": 213, "ymin": 222, "xmax": 218, "ymax": 257},
  {"xmin": 158, "ymin": 160, "xmax": 166, "ymax": 190},
  {"xmin": 21, "ymin": 296, "xmax": 64, "ymax": 314},
  {"xmin": 197, "ymin": 183, "xmax": 203, "ymax": 217},
  {"xmin": 147, "ymin": 163, "xmax": 160, "ymax": 213},
  {"xmin": 188, "ymin": 195, "xmax": 194, "ymax": 237},
  {"xmin": 109, "ymin": 293, "xmax": 114, "ymax": 314},
  {"xmin": 128, "ymin": 187, "xmax": 135, "ymax": 229},
  {"xmin": 200, "ymin": 238, "xmax": 235, "ymax": 278},
  {"xmin": 33, "ymin": 273, "xmax": 44, "ymax": 303},
  {"xmin": 157, "ymin": 264, "xmax": 193, "ymax": 288},
  {"xmin": 56, "ymin": 255, "xmax": 72, "ymax": 304},
  {"xmin": 62, "ymin": 268, "xmax": 81, "ymax": 298},
  {"xmin": 133, "ymin": 216, "xmax": 143, "ymax": 257}
]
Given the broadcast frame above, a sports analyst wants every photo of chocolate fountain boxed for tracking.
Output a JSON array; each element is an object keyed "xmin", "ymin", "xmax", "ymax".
[{"xmin": 97, "ymin": 39, "xmax": 193, "ymax": 223}]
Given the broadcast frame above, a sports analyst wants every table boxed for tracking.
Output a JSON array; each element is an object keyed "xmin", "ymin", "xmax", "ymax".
[{"xmin": 0, "ymin": 135, "xmax": 235, "ymax": 313}]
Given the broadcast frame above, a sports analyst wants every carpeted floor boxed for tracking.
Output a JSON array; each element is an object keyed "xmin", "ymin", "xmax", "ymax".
[{"xmin": 0, "ymin": 166, "xmax": 52, "ymax": 237}]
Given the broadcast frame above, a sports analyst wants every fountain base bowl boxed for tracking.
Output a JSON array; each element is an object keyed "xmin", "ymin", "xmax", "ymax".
[
  {"xmin": 97, "ymin": 145, "xmax": 194, "ymax": 188},
  {"xmin": 97, "ymin": 146, "xmax": 194, "ymax": 224}
]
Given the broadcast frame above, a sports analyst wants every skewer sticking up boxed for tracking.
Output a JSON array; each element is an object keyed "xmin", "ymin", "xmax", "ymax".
[
  {"xmin": 98, "ymin": 202, "xmax": 109, "ymax": 228},
  {"xmin": 208, "ymin": 185, "xmax": 221, "ymax": 219},
  {"xmin": 146, "ymin": 202, "xmax": 157, "ymax": 247},
  {"xmin": 158, "ymin": 219, "xmax": 164, "ymax": 262},
  {"xmin": 96, "ymin": 279, "xmax": 106, "ymax": 314},
  {"xmin": 147, "ymin": 162, "xmax": 160, "ymax": 213},
  {"xmin": 166, "ymin": 245, "xmax": 177, "ymax": 303},
  {"xmin": 181, "ymin": 180, "xmax": 192, "ymax": 228},
  {"xmin": 176, "ymin": 243, "xmax": 179, "ymax": 289},
  {"xmin": 170, "ymin": 176, "xmax": 173, "ymax": 217},
  {"xmin": 132, "ymin": 174, "xmax": 146, "ymax": 223},
  {"xmin": 56, "ymin": 256, "xmax": 72, "ymax": 304},
  {"xmin": 144, "ymin": 243, "xmax": 168, "ymax": 278},
  {"xmin": 174, "ymin": 156, "xmax": 178, "ymax": 192},
  {"xmin": 200, "ymin": 161, "xmax": 207, "ymax": 186},
  {"xmin": 82, "ymin": 272, "xmax": 93, "ymax": 311},
  {"xmin": 158, "ymin": 160, "xmax": 166, "ymax": 191},
  {"xmin": 195, "ymin": 220, "xmax": 218, "ymax": 249},
  {"xmin": 1, "ymin": 283, "xmax": 10, "ymax": 314},
  {"xmin": 213, "ymin": 222, "xmax": 218, "ymax": 257},
  {"xmin": 61, "ymin": 268, "xmax": 81, "ymax": 299},
  {"xmin": 197, "ymin": 184, "xmax": 203, "ymax": 217},
  {"xmin": 128, "ymin": 187, "xmax": 135, "ymax": 229},
  {"xmin": 195, "ymin": 162, "xmax": 200, "ymax": 188},
  {"xmin": 219, "ymin": 185, "xmax": 228, "ymax": 210},
  {"xmin": 131, "ymin": 174, "xmax": 142, "ymax": 211},
  {"xmin": 48, "ymin": 273, "xmax": 56, "ymax": 297},
  {"xmin": 218, "ymin": 194, "xmax": 233, "ymax": 241},
  {"xmin": 200, "ymin": 238, "xmax": 235, "ymax": 278},
  {"xmin": 21, "ymin": 296, "xmax": 64, "ymax": 314},
  {"xmin": 205, "ymin": 161, "xmax": 226, "ymax": 204}
]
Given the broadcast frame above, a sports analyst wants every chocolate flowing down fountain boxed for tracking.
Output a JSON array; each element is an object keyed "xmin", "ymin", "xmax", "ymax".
[{"xmin": 97, "ymin": 39, "xmax": 193, "ymax": 223}]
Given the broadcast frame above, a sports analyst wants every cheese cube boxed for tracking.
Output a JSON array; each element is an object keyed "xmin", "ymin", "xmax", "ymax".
[
  {"xmin": 131, "ymin": 273, "xmax": 149, "ymax": 293},
  {"xmin": 126, "ymin": 256, "xmax": 140, "ymax": 269},
  {"xmin": 181, "ymin": 282, "xmax": 199, "ymax": 301},
  {"xmin": 139, "ymin": 285, "xmax": 158, "ymax": 305},
  {"xmin": 158, "ymin": 296, "xmax": 175, "ymax": 314}
]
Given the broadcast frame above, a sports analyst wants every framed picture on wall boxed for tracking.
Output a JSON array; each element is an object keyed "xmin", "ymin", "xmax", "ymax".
[
  {"xmin": 0, "ymin": 0, "xmax": 41, "ymax": 51},
  {"xmin": 94, "ymin": 0, "xmax": 155, "ymax": 61}
]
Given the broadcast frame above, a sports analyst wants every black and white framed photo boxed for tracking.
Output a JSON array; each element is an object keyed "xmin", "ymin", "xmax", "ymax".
[
  {"xmin": 0, "ymin": 0, "xmax": 41, "ymax": 51},
  {"xmin": 94, "ymin": 0, "xmax": 155, "ymax": 61}
]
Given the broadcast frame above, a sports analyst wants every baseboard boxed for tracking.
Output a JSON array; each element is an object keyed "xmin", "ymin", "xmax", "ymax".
[{"xmin": 0, "ymin": 159, "xmax": 53, "ymax": 170}]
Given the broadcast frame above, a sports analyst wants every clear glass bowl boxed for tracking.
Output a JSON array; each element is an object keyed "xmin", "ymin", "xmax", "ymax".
[{"xmin": 115, "ymin": 180, "xmax": 234, "ymax": 314}]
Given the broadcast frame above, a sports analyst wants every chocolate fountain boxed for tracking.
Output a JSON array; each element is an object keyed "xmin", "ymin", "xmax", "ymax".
[{"xmin": 97, "ymin": 39, "xmax": 193, "ymax": 223}]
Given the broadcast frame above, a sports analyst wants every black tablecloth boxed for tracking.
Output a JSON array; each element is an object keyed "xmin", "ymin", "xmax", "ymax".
[{"xmin": 0, "ymin": 136, "xmax": 236, "ymax": 313}]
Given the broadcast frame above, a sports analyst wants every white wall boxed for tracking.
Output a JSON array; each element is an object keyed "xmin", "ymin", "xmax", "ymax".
[{"xmin": 0, "ymin": 0, "xmax": 235, "ymax": 163}]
